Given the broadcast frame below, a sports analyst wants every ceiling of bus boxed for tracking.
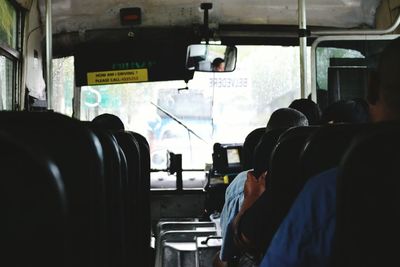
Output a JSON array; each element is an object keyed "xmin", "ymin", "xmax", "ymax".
[{"xmin": 32, "ymin": 0, "xmax": 382, "ymax": 34}]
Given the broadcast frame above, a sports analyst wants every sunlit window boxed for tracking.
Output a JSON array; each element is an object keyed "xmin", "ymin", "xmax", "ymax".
[
  {"xmin": 52, "ymin": 46, "xmax": 309, "ymax": 189},
  {"xmin": 0, "ymin": 0, "xmax": 17, "ymax": 49},
  {"xmin": 0, "ymin": 56, "xmax": 13, "ymax": 110}
]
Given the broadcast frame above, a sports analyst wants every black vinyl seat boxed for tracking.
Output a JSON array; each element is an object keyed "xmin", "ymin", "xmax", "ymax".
[
  {"xmin": 127, "ymin": 131, "xmax": 151, "ymax": 266},
  {"xmin": 242, "ymin": 127, "xmax": 266, "ymax": 170},
  {"xmin": 88, "ymin": 125, "xmax": 127, "ymax": 267},
  {"xmin": 0, "ymin": 112, "xmax": 107, "ymax": 267},
  {"xmin": 113, "ymin": 131, "xmax": 145, "ymax": 266},
  {"xmin": 0, "ymin": 131, "xmax": 66, "ymax": 267},
  {"xmin": 239, "ymin": 126, "xmax": 318, "ymax": 258},
  {"xmin": 299, "ymin": 123, "xmax": 369, "ymax": 182},
  {"xmin": 334, "ymin": 122, "xmax": 400, "ymax": 267},
  {"xmin": 253, "ymin": 127, "xmax": 288, "ymax": 178}
]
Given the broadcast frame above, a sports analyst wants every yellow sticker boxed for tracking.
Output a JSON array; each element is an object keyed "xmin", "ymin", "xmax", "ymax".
[
  {"xmin": 223, "ymin": 175, "xmax": 229, "ymax": 184},
  {"xmin": 87, "ymin": 69, "xmax": 148, "ymax": 85}
]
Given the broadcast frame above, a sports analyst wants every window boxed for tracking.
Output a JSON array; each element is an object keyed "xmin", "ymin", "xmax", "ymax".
[
  {"xmin": 52, "ymin": 57, "xmax": 74, "ymax": 116},
  {"xmin": 0, "ymin": 0, "xmax": 17, "ymax": 49},
  {"xmin": 52, "ymin": 46, "xmax": 310, "ymax": 189},
  {"xmin": 74, "ymin": 45, "xmax": 309, "ymax": 189},
  {"xmin": 0, "ymin": 0, "xmax": 20, "ymax": 111},
  {"xmin": 0, "ymin": 56, "xmax": 13, "ymax": 109}
]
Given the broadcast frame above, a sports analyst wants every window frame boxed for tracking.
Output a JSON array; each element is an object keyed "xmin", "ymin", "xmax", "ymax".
[{"xmin": 0, "ymin": 0, "xmax": 24, "ymax": 110}]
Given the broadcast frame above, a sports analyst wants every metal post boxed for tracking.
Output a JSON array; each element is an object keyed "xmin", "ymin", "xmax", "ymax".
[
  {"xmin": 45, "ymin": 0, "xmax": 53, "ymax": 109},
  {"xmin": 299, "ymin": 0, "xmax": 308, "ymax": 98}
]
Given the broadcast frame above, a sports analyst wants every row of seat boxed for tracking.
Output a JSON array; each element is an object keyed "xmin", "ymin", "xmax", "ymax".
[
  {"xmin": 1, "ymin": 112, "xmax": 150, "ymax": 267},
  {"xmin": 243, "ymin": 121, "xmax": 400, "ymax": 264},
  {"xmin": 154, "ymin": 218, "xmax": 222, "ymax": 267}
]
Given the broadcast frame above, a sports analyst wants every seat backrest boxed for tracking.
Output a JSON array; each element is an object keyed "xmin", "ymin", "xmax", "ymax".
[
  {"xmin": 253, "ymin": 128, "xmax": 288, "ymax": 178},
  {"xmin": 0, "ymin": 112, "xmax": 107, "ymax": 267},
  {"xmin": 89, "ymin": 125, "xmax": 127, "ymax": 267},
  {"xmin": 0, "ymin": 132, "xmax": 66, "ymax": 267},
  {"xmin": 334, "ymin": 123, "xmax": 400, "ymax": 267},
  {"xmin": 244, "ymin": 126, "xmax": 318, "ymax": 255},
  {"xmin": 299, "ymin": 123, "xmax": 367, "ymax": 182},
  {"xmin": 128, "ymin": 131, "xmax": 151, "ymax": 266},
  {"xmin": 242, "ymin": 127, "xmax": 266, "ymax": 170},
  {"xmin": 113, "ymin": 131, "xmax": 144, "ymax": 266}
]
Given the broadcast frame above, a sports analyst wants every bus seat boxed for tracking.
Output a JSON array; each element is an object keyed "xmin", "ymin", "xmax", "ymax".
[
  {"xmin": 0, "ymin": 132, "xmax": 66, "ymax": 267},
  {"xmin": 334, "ymin": 123, "xmax": 400, "ymax": 267},
  {"xmin": 240, "ymin": 126, "xmax": 318, "ymax": 258},
  {"xmin": 242, "ymin": 127, "xmax": 266, "ymax": 170},
  {"xmin": 113, "ymin": 131, "xmax": 148, "ymax": 266},
  {"xmin": 0, "ymin": 112, "xmax": 107, "ymax": 267},
  {"xmin": 253, "ymin": 127, "xmax": 288, "ymax": 179},
  {"xmin": 128, "ymin": 131, "xmax": 151, "ymax": 263},
  {"xmin": 299, "ymin": 123, "xmax": 367, "ymax": 182},
  {"xmin": 156, "ymin": 230, "xmax": 217, "ymax": 267},
  {"xmin": 88, "ymin": 126, "xmax": 127, "ymax": 267}
]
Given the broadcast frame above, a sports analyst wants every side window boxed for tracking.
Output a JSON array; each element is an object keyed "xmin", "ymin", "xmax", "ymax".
[{"xmin": 0, "ymin": 0, "xmax": 20, "ymax": 110}]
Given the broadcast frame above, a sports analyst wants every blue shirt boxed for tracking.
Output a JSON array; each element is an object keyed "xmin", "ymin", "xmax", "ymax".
[
  {"xmin": 260, "ymin": 168, "xmax": 337, "ymax": 267},
  {"xmin": 219, "ymin": 170, "xmax": 249, "ymax": 260}
]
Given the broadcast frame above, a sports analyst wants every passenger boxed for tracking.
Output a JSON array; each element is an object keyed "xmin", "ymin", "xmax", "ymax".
[
  {"xmin": 319, "ymin": 98, "xmax": 370, "ymax": 124},
  {"xmin": 258, "ymin": 37, "xmax": 400, "ymax": 267},
  {"xmin": 215, "ymin": 108, "xmax": 308, "ymax": 266},
  {"xmin": 289, "ymin": 98, "xmax": 321, "ymax": 125},
  {"xmin": 308, "ymin": 88, "xmax": 328, "ymax": 112},
  {"xmin": 91, "ymin": 113, "xmax": 125, "ymax": 131},
  {"xmin": 212, "ymin": 57, "xmax": 225, "ymax": 72}
]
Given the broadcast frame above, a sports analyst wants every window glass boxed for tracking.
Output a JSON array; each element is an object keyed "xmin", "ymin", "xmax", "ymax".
[
  {"xmin": 315, "ymin": 39, "xmax": 394, "ymax": 110},
  {"xmin": 316, "ymin": 47, "xmax": 364, "ymax": 91},
  {"xmin": 0, "ymin": 55, "xmax": 13, "ymax": 110},
  {"xmin": 0, "ymin": 0, "xmax": 17, "ymax": 49},
  {"xmin": 75, "ymin": 45, "xmax": 307, "ymax": 188},
  {"xmin": 52, "ymin": 57, "xmax": 74, "ymax": 116}
]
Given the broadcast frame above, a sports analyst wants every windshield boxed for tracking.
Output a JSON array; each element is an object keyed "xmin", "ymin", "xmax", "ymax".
[{"xmin": 53, "ymin": 45, "xmax": 309, "ymax": 188}]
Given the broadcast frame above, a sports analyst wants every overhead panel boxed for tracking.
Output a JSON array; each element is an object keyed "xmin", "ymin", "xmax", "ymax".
[{"xmin": 38, "ymin": 0, "xmax": 382, "ymax": 34}]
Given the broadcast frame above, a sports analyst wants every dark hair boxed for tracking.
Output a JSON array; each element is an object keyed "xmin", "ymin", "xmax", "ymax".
[
  {"xmin": 266, "ymin": 108, "xmax": 309, "ymax": 131},
  {"xmin": 289, "ymin": 98, "xmax": 321, "ymax": 125},
  {"xmin": 320, "ymin": 99, "xmax": 370, "ymax": 124},
  {"xmin": 212, "ymin": 57, "xmax": 224, "ymax": 68},
  {"xmin": 92, "ymin": 113, "xmax": 125, "ymax": 131}
]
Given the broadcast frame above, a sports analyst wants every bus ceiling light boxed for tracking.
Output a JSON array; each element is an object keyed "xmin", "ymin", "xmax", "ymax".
[
  {"xmin": 120, "ymin": 7, "xmax": 142, "ymax": 26},
  {"xmin": 201, "ymin": 40, "xmax": 221, "ymax": 44}
]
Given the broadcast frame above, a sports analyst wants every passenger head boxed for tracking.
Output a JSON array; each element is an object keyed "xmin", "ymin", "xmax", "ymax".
[
  {"xmin": 212, "ymin": 57, "xmax": 225, "ymax": 72},
  {"xmin": 289, "ymin": 98, "xmax": 321, "ymax": 125},
  {"xmin": 368, "ymin": 37, "xmax": 400, "ymax": 122},
  {"xmin": 92, "ymin": 113, "xmax": 125, "ymax": 131},
  {"xmin": 253, "ymin": 108, "xmax": 308, "ymax": 177},
  {"xmin": 320, "ymin": 99, "xmax": 370, "ymax": 124},
  {"xmin": 266, "ymin": 108, "xmax": 309, "ymax": 132}
]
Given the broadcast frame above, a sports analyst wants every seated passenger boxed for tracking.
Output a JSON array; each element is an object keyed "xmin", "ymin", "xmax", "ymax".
[
  {"xmin": 217, "ymin": 108, "xmax": 308, "ymax": 264},
  {"xmin": 259, "ymin": 37, "xmax": 400, "ymax": 267},
  {"xmin": 91, "ymin": 113, "xmax": 125, "ymax": 131},
  {"xmin": 289, "ymin": 98, "xmax": 321, "ymax": 125},
  {"xmin": 320, "ymin": 98, "xmax": 370, "ymax": 124}
]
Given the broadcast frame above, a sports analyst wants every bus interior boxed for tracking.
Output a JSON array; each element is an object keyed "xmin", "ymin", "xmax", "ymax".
[{"xmin": 1, "ymin": 0, "xmax": 400, "ymax": 266}]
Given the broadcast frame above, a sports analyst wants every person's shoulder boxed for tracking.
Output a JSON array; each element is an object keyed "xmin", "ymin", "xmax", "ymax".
[
  {"xmin": 304, "ymin": 167, "xmax": 337, "ymax": 192},
  {"xmin": 225, "ymin": 170, "xmax": 248, "ymax": 197}
]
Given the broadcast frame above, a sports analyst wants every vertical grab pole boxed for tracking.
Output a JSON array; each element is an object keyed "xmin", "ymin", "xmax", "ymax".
[
  {"xmin": 46, "ymin": 0, "xmax": 53, "ymax": 109},
  {"xmin": 299, "ymin": 0, "xmax": 308, "ymax": 98}
]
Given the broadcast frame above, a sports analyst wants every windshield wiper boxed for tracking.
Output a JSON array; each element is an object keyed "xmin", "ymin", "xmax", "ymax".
[{"xmin": 150, "ymin": 101, "xmax": 208, "ymax": 144}]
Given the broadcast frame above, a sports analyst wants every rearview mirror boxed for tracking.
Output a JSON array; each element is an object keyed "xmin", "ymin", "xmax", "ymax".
[{"xmin": 186, "ymin": 44, "xmax": 237, "ymax": 72}]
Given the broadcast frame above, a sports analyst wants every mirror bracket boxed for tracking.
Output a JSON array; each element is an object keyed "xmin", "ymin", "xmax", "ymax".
[{"xmin": 200, "ymin": 3, "xmax": 213, "ymax": 44}]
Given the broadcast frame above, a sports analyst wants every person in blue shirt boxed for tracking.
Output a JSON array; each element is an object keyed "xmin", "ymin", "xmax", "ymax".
[
  {"xmin": 217, "ymin": 108, "xmax": 308, "ymax": 265},
  {"xmin": 258, "ymin": 37, "xmax": 400, "ymax": 267}
]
